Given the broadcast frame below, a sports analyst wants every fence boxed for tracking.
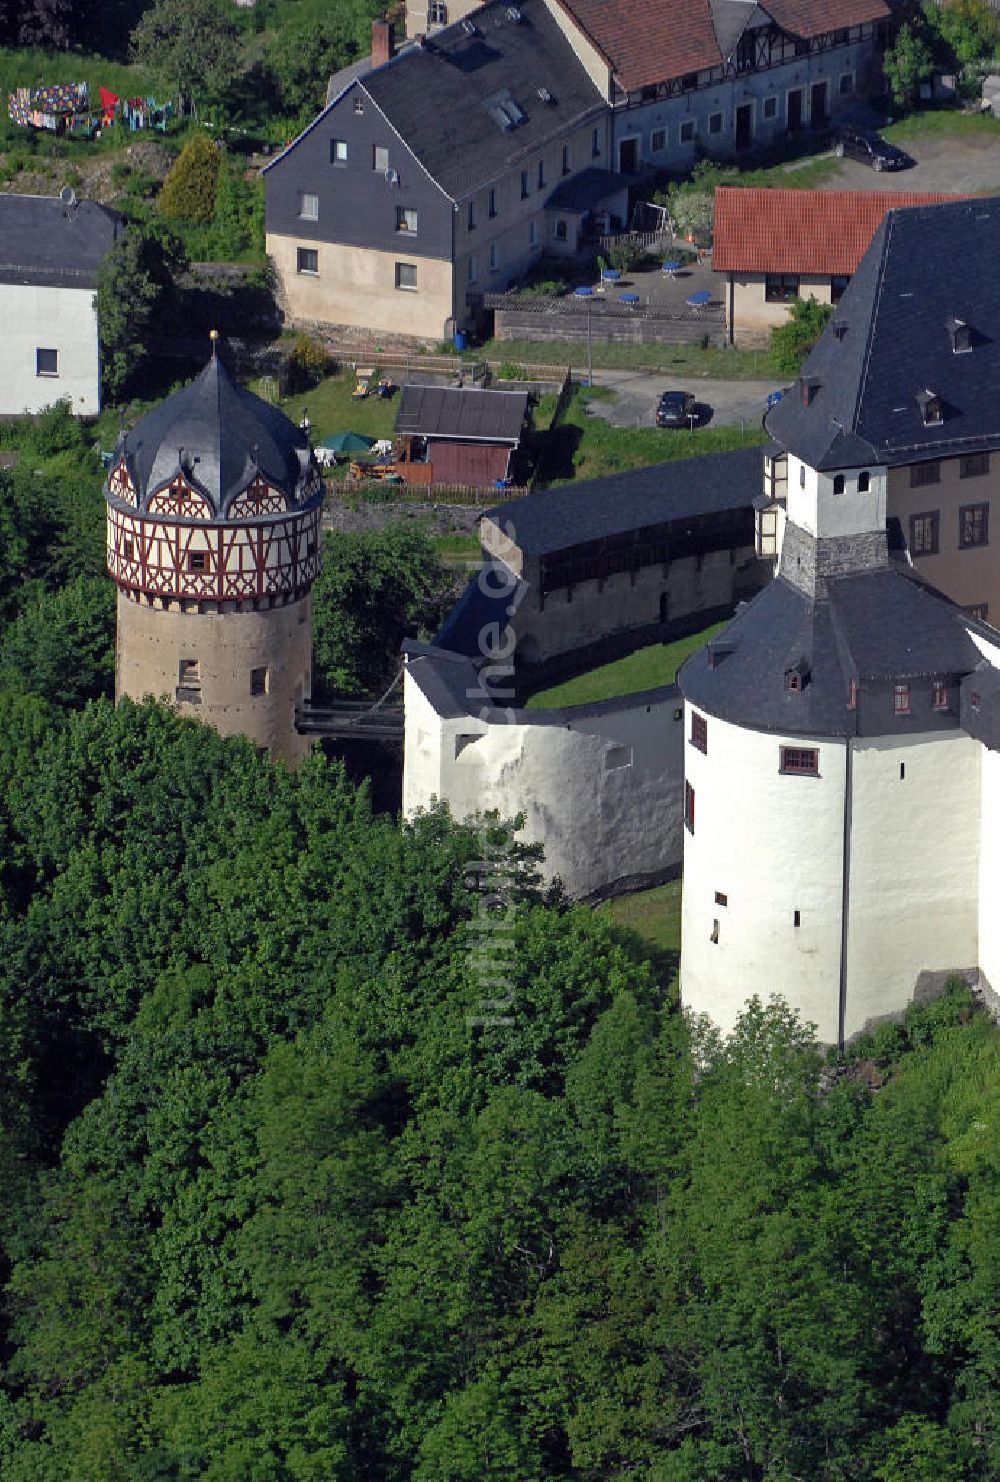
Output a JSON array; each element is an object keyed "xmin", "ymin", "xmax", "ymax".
[
  {"xmin": 330, "ymin": 479, "xmax": 532, "ymax": 508},
  {"xmin": 596, "ymin": 227, "xmax": 673, "ymax": 254}
]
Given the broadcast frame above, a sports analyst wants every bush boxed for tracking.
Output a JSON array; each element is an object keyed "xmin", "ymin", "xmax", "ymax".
[
  {"xmin": 608, "ymin": 240, "xmax": 640, "ymax": 274},
  {"xmin": 286, "ymin": 334, "xmax": 329, "ymax": 392},
  {"xmin": 158, "ymin": 132, "xmax": 221, "ymax": 225},
  {"xmin": 498, "ymin": 362, "xmax": 527, "ymax": 380},
  {"xmin": 770, "ymin": 296, "xmax": 834, "ymax": 374}
]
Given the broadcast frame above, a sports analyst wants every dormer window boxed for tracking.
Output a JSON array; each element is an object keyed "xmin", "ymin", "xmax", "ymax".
[
  {"xmin": 785, "ymin": 659, "xmax": 809, "ymax": 692},
  {"xmin": 799, "ymin": 376, "xmax": 820, "ymax": 407},
  {"xmin": 832, "ymin": 321, "xmax": 848, "ymax": 341},
  {"xmin": 947, "ymin": 316, "xmax": 973, "ymax": 353},
  {"xmin": 917, "ymin": 388, "xmax": 943, "ymax": 425}
]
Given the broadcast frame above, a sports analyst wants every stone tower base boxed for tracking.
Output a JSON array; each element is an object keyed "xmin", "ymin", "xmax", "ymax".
[{"xmin": 116, "ymin": 591, "xmax": 313, "ymax": 766}]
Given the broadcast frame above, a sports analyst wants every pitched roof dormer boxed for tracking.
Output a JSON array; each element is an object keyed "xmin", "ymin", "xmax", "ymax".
[
  {"xmin": 946, "ymin": 315, "xmax": 973, "ymax": 353},
  {"xmin": 917, "ymin": 387, "xmax": 943, "ymax": 426}
]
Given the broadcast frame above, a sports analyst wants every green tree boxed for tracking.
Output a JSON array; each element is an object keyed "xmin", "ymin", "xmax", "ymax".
[
  {"xmin": 1, "ymin": 576, "xmax": 115, "ymax": 707},
  {"xmin": 129, "ymin": 0, "xmax": 244, "ymax": 110},
  {"xmin": 884, "ymin": 21, "xmax": 936, "ymax": 108},
  {"xmin": 312, "ymin": 524, "xmax": 453, "ymax": 696},
  {"xmin": 264, "ymin": 7, "xmax": 381, "ymax": 123},
  {"xmin": 927, "ymin": 0, "xmax": 1000, "ymax": 68},
  {"xmin": 770, "ymin": 295, "xmax": 834, "ymax": 374},
  {"xmin": 96, "ymin": 218, "xmax": 188, "ymax": 402},
  {"xmin": 158, "ymin": 131, "xmax": 221, "ymax": 225}
]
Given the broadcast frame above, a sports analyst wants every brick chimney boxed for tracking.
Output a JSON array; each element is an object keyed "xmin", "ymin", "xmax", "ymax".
[{"xmin": 372, "ymin": 17, "xmax": 395, "ymax": 67}]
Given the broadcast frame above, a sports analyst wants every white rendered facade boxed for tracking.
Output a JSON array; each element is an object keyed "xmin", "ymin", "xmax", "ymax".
[
  {"xmin": 403, "ymin": 661, "xmax": 685, "ymax": 898},
  {"xmin": 0, "ymin": 282, "xmax": 102, "ymax": 416},
  {"xmin": 681, "ymin": 711, "xmax": 981, "ymax": 1044}
]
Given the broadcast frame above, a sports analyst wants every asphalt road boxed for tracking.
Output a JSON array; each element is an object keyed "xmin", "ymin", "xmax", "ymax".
[{"xmin": 584, "ymin": 370, "xmax": 780, "ymax": 431}]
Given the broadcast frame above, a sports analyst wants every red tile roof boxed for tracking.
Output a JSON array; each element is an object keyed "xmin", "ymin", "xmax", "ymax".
[
  {"xmin": 554, "ymin": 0, "xmax": 719, "ymax": 91},
  {"xmin": 765, "ymin": 0, "xmax": 890, "ymax": 39},
  {"xmin": 552, "ymin": 0, "xmax": 890, "ymax": 92},
  {"xmin": 712, "ymin": 186, "xmax": 968, "ymax": 276}
]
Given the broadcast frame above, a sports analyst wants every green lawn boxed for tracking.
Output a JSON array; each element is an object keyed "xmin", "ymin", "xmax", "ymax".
[
  {"xmin": 524, "ymin": 621, "xmax": 727, "ymax": 709},
  {"xmin": 481, "ymin": 338, "xmax": 781, "ymax": 379},
  {"xmin": 253, "ymin": 370, "xmax": 400, "ymax": 445},
  {"xmin": 542, "ymin": 386, "xmax": 767, "ymax": 483},
  {"xmin": 884, "ymin": 108, "xmax": 1000, "ymax": 142},
  {"xmin": 605, "ymin": 878, "xmax": 683, "ymax": 985}
]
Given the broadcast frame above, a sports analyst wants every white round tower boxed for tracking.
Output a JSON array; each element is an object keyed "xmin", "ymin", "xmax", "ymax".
[{"xmin": 105, "ymin": 346, "xmax": 324, "ymax": 765}]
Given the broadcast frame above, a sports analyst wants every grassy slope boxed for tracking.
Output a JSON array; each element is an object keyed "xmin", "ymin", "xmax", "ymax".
[
  {"xmin": 524, "ymin": 621, "xmax": 727, "ymax": 709},
  {"xmin": 481, "ymin": 338, "xmax": 781, "ymax": 378},
  {"xmin": 606, "ymin": 879, "xmax": 683, "ymax": 980}
]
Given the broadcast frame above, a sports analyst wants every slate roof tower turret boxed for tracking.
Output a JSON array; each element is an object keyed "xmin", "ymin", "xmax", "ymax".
[{"xmin": 105, "ymin": 342, "xmax": 324, "ymax": 764}]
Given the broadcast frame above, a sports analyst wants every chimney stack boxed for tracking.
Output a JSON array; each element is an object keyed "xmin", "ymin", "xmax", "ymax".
[{"xmin": 372, "ymin": 16, "xmax": 395, "ymax": 67}]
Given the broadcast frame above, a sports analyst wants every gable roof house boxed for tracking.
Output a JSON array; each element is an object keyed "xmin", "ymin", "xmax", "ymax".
[
  {"xmin": 394, "ymin": 383, "xmax": 529, "ymax": 486},
  {"xmin": 764, "ymin": 195, "xmax": 1000, "ymax": 624},
  {"xmin": 0, "ymin": 193, "xmax": 120, "ymax": 416},
  {"xmin": 538, "ymin": 0, "xmax": 890, "ymax": 174},
  {"xmin": 263, "ymin": 6, "xmax": 614, "ymax": 344},
  {"xmin": 713, "ymin": 186, "xmax": 963, "ymax": 344}
]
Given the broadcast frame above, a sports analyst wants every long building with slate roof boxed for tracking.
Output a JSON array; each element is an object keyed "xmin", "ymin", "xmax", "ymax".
[
  {"xmin": 0, "ymin": 193, "xmax": 120, "ymax": 415},
  {"xmin": 263, "ymin": 4, "xmax": 620, "ymax": 341},
  {"xmin": 405, "ymin": 0, "xmax": 888, "ymax": 176}
]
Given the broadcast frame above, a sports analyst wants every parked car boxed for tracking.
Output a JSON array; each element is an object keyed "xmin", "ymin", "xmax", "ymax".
[
  {"xmin": 832, "ymin": 125, "xmax": 914, "ymax": 172},
  {"xmin": 656, "ymin": 390, "xmax": 696, "ymax": 428}
]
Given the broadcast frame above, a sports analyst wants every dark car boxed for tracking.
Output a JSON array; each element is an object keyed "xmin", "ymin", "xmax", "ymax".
[
  {"xmin": 656, "ymin": 390, "xmax": 696, "ymax": 428},
  {"xmin": 832, "ymin": 124, "xmax": 914, "ymax": 172}
]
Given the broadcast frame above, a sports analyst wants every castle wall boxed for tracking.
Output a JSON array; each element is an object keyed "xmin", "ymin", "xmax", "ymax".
[
  {"xmin": 844, "ymin": 730, "xmax": 980, "ymax": 1039},
  {"xmin": 508, "ymin": 547, "xmax": 761, "ymax": 664},
  {"xmin": 680, "ymin": 708, "xmax": 847, "ymax": 1044},
  {"xmin": 116, "ymin": 592, "xmax": 313, "ymax": 767},
  {"xmin": 403, "ymin": 665, "xmax": 685, "ymax": 896}
]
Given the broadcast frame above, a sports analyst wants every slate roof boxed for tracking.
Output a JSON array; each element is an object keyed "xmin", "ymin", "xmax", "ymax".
[
  {"xmin": 679, "ymin": 564, "xmax": 985, "ymax": 737},
  {"xmin": 487, "ymin": 444, "xmax": 763, "ymax": 557},
  {"xmin": 112, "ymin": 355, "xmax": 318, "ymax": 518},
  {"xmin": 766, "ymin": 196, "xmax": 1000, "ymax": 470},
  {"xmin": 712, "ymin": 186, "xmax": 963, "ymax": 276},
  {"xmin": 0, "ymin": 194, "xmax": 119, "ymax": 289},
  {"xmin": 550, "ymin": 0, "xmax": 888, "ymax": 92},
  {"xmin": 395, "ymin": 384, "xmax": 528, "ymax": 442},
  {"xmin": 329, "ymin": 0, "xmax": 605, "ymax": 202}
]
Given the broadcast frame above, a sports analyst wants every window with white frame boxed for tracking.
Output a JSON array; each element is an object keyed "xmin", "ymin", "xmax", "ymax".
[
  {"xmin": 373, "ymin": 144, "xmax": 389, "ymax": 172},
  {"xmin": 298, "ymin": 192, "xmax": 319, "ymax": 221},
  {"xmin": 395, "ymin": 261, "xmax": 417, "ymax": 291},
  {"xmin": 330, "ymin": 138, "xmax": 347, "ymax": 164},
  {"xmin": 395, "ymin": 206, "xmax": 418, "ymax": 234},
  {"xmin": 36, "ymin": 347, "xmax": 58, "ymax": 376},
  {"xmin": 296, "ymin": 247, "xmax": 318, "ymax": 275}
]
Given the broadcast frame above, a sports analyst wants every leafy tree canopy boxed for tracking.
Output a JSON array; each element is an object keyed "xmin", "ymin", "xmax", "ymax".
[
  {"xmin": 129, "ymin": 0, "xmax": 245, "ymax": 108},
  {"xmin": 770, "ymin": 294, "xmax": 835, "ymax": 374}
]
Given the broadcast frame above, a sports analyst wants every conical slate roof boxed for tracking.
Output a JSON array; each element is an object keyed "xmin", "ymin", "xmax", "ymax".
[{"xmin": 113, "ymin": 354, "xmax": 316, "ymax": 517}]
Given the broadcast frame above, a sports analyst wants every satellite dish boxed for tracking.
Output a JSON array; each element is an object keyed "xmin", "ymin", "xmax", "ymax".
[{"xmin": 60, "ymin": 185, "xmax": 77, "ymax": 208}]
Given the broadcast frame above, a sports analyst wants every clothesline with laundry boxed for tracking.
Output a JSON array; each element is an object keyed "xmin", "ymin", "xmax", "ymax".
[{"xmin": 8, "ymin": 81, "xmax": 175, "ymax": 138}]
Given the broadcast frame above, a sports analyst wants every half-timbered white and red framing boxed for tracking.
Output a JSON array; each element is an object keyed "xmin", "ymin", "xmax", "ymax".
[{"xmin": 106, "ymin": 461, "xmax": 323, "ymax": 605}]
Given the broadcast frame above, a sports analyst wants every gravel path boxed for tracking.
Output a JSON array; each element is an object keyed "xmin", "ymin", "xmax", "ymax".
[{"xmin": 583, "ymin": 371, "xmax": 780, "ymax": 430}]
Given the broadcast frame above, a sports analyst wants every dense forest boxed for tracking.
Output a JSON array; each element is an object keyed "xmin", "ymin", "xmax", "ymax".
[{"xmin": 0, "ymin": 408, "xmax": 996, "ymax": 1480}]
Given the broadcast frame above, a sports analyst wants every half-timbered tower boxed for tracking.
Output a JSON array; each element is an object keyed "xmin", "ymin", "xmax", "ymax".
[{"xmin": 105, "ymin": 347, "xmax": 323, "ymax": 764}]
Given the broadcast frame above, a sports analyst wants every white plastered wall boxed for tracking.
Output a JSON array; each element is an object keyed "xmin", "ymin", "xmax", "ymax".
[
  {"xmin": 681, "ymin": 708, "xmax": 847, "ymax": 1044},
  {"xmin": 403, "ymin": 665, "xmax": 685, "ymax": 896},
  {"xmin": 978, "ymin": 745, "xmax": 1000, "ymax": 1009},
  {"xmin": 844, "ymin": 730, "xmax": 980, "ymax": 1038},
  {"xmin": 0, "ymin": 282, "xmax": 101, "ymax": 415},
  {"xmin": 784, "ymin": 455, "xmax": 886, "ymax": 540}
]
